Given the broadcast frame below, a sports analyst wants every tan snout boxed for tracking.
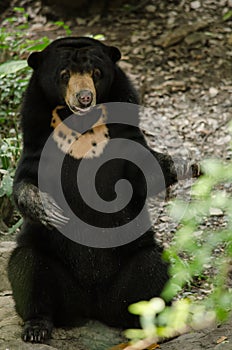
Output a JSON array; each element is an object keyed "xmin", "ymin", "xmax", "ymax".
[{"xmin": 65, "ymin": 72, "xmax": 96, "ymax": 114}]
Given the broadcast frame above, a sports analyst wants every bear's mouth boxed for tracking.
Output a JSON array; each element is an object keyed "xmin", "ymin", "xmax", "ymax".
[{"xmin": 67, "ymin": 103, "xmax": 94, "ymax": 115}]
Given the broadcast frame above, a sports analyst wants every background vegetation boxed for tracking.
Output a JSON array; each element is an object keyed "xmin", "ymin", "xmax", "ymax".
[
  {"xmin": 0, "ymin": 7, "xmax": 50, "ymax": 232},
  {"xmin": 126, "ymin": 150, "xmax": 232, "ymax": 345}
]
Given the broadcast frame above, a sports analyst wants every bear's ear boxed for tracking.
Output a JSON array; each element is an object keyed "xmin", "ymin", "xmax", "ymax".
[
  {"xmin": 27, "ymin": 52, "xmax": 42, "ymax": 70},
  {"xmin": 108, "ymin": 46, "xmax": 121, "ymax": 63}
]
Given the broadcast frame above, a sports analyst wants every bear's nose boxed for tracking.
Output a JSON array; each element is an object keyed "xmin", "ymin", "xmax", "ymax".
[{"xmin": 77, "ymin": 90, "xmax": 93, "ymax": 107}]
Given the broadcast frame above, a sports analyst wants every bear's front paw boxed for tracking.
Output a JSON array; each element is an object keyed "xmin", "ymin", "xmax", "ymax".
[
  {"xmin": 17, "ymin": 183, "xmax": 69, "ymax": 229},
  {"xmin": 22, "ymin": 319, "xmax": 53, "ymax": 343},
  {"xmin": 173, "ymin": 158, "xmax": 201, "ymax": 180},
  {"xmin": 39, "ymin": 191, "xmax": 70, "ymax": 229}
]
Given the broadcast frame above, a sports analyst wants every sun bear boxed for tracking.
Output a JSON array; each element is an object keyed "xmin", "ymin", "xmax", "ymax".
[{"xmin": 8, "ymin": 37, "xmax": 200, "ymax": 343}]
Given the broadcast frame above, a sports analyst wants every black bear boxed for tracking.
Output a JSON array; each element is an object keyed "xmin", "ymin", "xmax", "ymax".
[{"xmin": 8, "ymin": 37, "xmax": 200, "ymax": 343}]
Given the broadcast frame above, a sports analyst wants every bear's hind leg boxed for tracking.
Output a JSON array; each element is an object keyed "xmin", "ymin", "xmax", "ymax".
[
  {"xmin": 8, "ymin": 245, "xmax": 80, "ymax": 343},
  {"xmin": 98, "ymin": 244, "xmax": 169, "ymax": 328},
  {"xmin": 8, "ymin": 246, "xmax": 59, "ymax": 342}
]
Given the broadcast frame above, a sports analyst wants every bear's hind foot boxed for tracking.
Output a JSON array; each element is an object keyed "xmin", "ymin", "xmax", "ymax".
[{"xmin": 22, "ymin": 319, "xmax": 53, "ymax": 343}]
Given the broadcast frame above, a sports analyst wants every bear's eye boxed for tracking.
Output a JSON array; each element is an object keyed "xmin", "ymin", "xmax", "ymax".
[
  {"xmin": 93, "ymin": 68, "xmax": 102, "ymax": 80},
  {"xmin": 60, "ymin": 70, "xmax": 70, "ymax": 83}
]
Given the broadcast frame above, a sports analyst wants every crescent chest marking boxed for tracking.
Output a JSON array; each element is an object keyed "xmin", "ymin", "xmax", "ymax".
[{"xmin": 51, "ymin": 105, "xmax": 109, "ymax": 159}]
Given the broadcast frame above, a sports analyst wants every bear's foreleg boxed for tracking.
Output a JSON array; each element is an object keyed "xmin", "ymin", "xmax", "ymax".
[
  {"xmin": 13, "ymin": 182, "xmax": 69, "ymax": 229},
  {"xmin": 150, "ymin": 150, "xmax": 201, "ymax": 189}
]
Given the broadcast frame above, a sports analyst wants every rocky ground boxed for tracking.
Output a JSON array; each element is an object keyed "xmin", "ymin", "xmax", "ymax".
[{"xmin": 0, "ymin": 0, "xmax": 232, "ymax": 349}]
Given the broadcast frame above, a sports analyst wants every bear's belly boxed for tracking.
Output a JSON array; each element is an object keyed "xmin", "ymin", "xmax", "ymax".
[{"xmin": 57, "ymin": 238, "xmax": 121, "ymax": 286}]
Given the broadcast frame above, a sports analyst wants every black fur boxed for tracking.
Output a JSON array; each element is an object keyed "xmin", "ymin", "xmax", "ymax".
[{"xmin": 8, "ymin": 37, "xmax": 199, "ymax": 343}]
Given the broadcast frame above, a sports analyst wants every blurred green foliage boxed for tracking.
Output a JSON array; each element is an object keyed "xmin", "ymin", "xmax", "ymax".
[
  {"xmin": 126, "ymin": 123, "xmax": 232, "ymax": 345},
  {"xmin": 0, "ymin": 7, "xmax": 51, "ymax": 232}
]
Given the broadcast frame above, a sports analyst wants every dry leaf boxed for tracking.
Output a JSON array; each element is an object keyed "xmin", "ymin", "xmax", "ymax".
[{"xmin": 216, "ymin": 336, "xmax": 228, "ymax": 344}]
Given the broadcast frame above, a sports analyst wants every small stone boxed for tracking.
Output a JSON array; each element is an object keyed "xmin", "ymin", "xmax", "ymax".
[
  {"xmin": 131, "ymin": 35, "xmax": 140, "ymax": 44},
  {"xmin": 190, "ymin": 1, "xmax": 201, "ymax": 9},
  {"xmin": 209, "ymin": 87, "xmax": 219, "ymax": 97},
  {"xmin": 0, "ymin": 241, "xmax": 16, "ymax": 292},
  {"xmin": 228, "ymin": 34, "xmax": 232, "ymax": 45},
  {"xmin": 145, "ymin": 45, "xmax": 154, "ymax": 54},
  {"xmin": 118, "ymin": 61, "xmax": 133, "ymax": 71},
  {"xmin": 145, "ymin": 5, "xmax": 156, "ymax": 13},
  {"xmin": 132, "ymin": 47, "xmax": 141, "ymax": 55},
  {"xmin": 76, "ymin": 17, "xmax": 86, "ymax": 26},
  {"xmin": 185, "ymin": 32, "xmax": 207, "ymax": 45},
  {"xmin": 209, "ymin": 208, "xmax": 223, "ymax": 216},
  {"xmin": 215, "ymin": 135, "xmax": 231, "ymax": 145},
  {"xmin": 190, "ymin": 76, "xmax": 198, "ymax": 83},
  {"xmin": 160, "ymin": 216, "xmax": 170, "ymax": 222}
]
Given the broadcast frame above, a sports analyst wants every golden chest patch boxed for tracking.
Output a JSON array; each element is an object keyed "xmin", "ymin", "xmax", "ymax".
[{"xmin": 51, "ymin": 105, "xmax": 109, "ymax": 159}]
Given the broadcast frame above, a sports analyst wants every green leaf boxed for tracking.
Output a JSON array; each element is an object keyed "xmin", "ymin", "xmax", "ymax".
[
  {"xmin": 201, "ymin": 159, "xmax": 228, "ymax": 179},
  {"xmin": 124, "ymin": 328, "xmax": 145, "ymax": 340},
  {"xmin": 129, "ymin": 298, "xmax": 165, "ymax": 317},
  {"xmin": 13, "ymin": 7, "xmax": 25, "ymax": 13},
  {"xmin": 149, "ymin": 298, "xmax": 165, "ymax": 313},
  {"xmin": 54, "ymin": 21, "xmax": 64, "ymax": 26},
  {"xmin": 161, "ymin": 281, "xmax": 182, "ymax": 301},
  {"xmin": 27, "ymin": 42, "xmax": 49, "ymax": 51},
  {"xmin": 0, "ymin": 172, "xmax": 13, "ymax": 197},
  {"xmin": 128, "ymin": 301, "xmax": 149, "ymax": 315},
  {"xmin": 93, "ymin": 34, "xmax": 105, "ymax": 41},
  {"xmin": 8, "ymin": 217, "xmax": 23, "ymax": 234},
  {"xmin": 0, "ymin": 60, "xmax": 28, "ymax": 76},
  {"xmin": 223, "ymin": 10, "xmax": 232, "ymax": 21}
]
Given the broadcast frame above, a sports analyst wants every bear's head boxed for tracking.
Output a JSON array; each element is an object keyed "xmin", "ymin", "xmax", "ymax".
[{"xmin": 27, "ymin": 37, "xmax": 121, "ymax": 113}]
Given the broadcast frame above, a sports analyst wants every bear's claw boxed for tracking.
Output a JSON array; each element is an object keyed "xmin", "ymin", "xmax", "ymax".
[
  {"xmin": 40, "ymin": 191, "xmax": 70, "ymax": 229},
  {"xmin": 172, "ymin": 158, "xmax": 201, "ymax": 180},
  {"xmin": 22, "ymin": 319, "xmax": 53, "ymax": 343}
]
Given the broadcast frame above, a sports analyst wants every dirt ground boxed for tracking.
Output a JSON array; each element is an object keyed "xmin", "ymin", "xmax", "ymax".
[{"xmin": 0, "ymin": 0, "xmax": 232, "ymax": 349}]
